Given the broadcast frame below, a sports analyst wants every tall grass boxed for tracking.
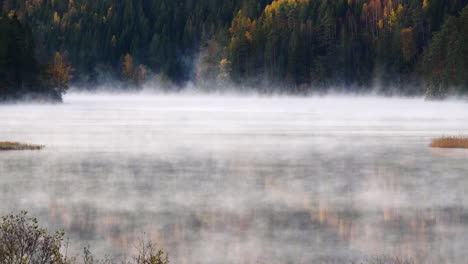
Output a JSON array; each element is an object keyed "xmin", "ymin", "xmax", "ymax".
[
  {"xmin": 0, "ymin": 142, "xmax": 44, "ymax": 150},
  {"xmin": 430, "ymin": 137, "xmax": 468, "ymax": 149}
]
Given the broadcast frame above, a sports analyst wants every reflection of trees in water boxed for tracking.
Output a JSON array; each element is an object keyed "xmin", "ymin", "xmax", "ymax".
[
  {"xmin": 3, "ymin": 146, "xmax": 468, "ymax": 264},
  {"xmin": 41, "ymin": 169, "xmax": 462, "ymax": 264},
  {"xmin": 253, "ymin": 162, "xmax": 459, "ymax": 263}
]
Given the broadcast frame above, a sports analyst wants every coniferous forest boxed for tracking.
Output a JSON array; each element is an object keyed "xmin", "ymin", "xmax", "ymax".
[{"xmin": 1, "ymin": 0, "xmax": 467, "ymax": 100}]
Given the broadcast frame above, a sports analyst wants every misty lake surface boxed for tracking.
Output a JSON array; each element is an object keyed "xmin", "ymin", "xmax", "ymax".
[{"xmin": 1, "ymin": 94, "xmax": 468, "ymax": 264}]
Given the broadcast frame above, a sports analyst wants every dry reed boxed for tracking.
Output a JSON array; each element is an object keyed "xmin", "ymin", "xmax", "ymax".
[
  {"xmin": 0, "ymin": 142, "xmax": 44, "ymax": 151},
  {"xmin": 429, "ymin": 137, "xmax": 468, "ymax": 149}
]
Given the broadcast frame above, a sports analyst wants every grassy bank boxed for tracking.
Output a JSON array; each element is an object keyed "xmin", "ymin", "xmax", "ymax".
[
  {"xmin": 0, "ymin": 142, "xmax": 44, "ymax": 151},
  {"xmin": 430, "ymin": 137, "xmax": 468, "ymax": 149}
]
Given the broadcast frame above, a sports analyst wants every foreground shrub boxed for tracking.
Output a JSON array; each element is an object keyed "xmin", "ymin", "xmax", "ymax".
[
  {"xmin": 0, "ymin": 211, "xmax": 65, "ymax": 264},
  {"xmin": 430, "ymin": 137, "xmax": 468, "ymax": 148},
  {"xmin": 0, "ymin": 212, "xmax": 168, "ymax": 264}
]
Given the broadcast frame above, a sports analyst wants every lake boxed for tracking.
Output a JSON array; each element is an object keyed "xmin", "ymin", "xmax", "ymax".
[{"xmin": 1, "ymin": 94, "xmax": 468, "ymax": 264}]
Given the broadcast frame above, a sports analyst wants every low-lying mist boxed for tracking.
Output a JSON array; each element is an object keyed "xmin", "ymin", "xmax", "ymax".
[
  {"xmin": 67, "ymin": 78, "xmax": 468, "ymax": 101},
  {"xmin": 1, "ymin": 93, "xmax": 468, "ymax": 264}
]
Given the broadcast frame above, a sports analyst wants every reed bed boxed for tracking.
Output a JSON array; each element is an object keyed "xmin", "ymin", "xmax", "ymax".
[
  {"xmin": 0, "ymin": 142, "xmax": 44, "ymax": 150},
  {"xmin": 430, "ymin": 137, "xmax": 468, "ymax": 149}
]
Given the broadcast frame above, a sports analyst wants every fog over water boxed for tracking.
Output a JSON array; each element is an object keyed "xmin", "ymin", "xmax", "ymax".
[{"xmin": 1, "ymin": 94, "xmax": 468, "ymax": 263}]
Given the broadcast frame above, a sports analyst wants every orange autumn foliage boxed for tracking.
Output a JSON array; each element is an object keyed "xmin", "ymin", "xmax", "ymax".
[
  {"xmin": 47, "ymin": 52, "xmax": 73, "ymax": 92},
  {"xmin": 430, "ymin": 137, "xmax": 468, "ymax": 149}
]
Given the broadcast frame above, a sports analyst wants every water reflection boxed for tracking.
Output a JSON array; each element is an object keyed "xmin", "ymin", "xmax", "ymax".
[{"xmin": 1, "ymin": 95, "xmax": 468, "ymax": 264}]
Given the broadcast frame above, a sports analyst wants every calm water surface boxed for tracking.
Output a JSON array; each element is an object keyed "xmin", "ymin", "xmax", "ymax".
[{"xmin": 1, "ymin": 94, "xmax": 468, "ymax": 264}]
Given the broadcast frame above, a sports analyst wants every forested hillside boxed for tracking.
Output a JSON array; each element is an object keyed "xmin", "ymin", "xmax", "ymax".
[
  {"xmin": 0, "ymin": 11, "xmax": 72, "ymax": 101},
  {"xmin": 1, "ymin": 0, "xmax": 467, "ymax": 97},
  {"xmin": 223, "ymin": 0, "xmax": 467, "ymax": 96}
]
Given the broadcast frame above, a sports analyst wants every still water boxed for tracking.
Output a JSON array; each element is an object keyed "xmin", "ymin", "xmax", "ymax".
[{"xmin": 1, "ymin": 94, "xmax": 468, "ymax": 264}]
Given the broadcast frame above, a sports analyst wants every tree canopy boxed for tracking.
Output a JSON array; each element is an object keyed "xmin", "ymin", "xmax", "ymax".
[{"xmin": 1, "ymin": 0, "xmax": 467, "ymax": 98}]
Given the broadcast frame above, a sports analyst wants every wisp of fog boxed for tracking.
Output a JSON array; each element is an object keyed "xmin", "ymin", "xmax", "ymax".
[{"xmin": 1, "ymin": 93, "xmax": 468, "ymax": 264}]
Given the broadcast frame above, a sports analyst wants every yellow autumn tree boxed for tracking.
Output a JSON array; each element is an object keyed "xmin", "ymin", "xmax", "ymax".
[
  {"xmin": 389, "ymin": 9, "xmax": 397, "ymax": 25},
  {"xmin": 422, "ymin": 0, "xmax": 429, "ymax": 9},
  {"xmin": 401, "ymin": 27, "xmax": 417, "ymax": 62},
  {"xmin": 53, "ymin": 12, "xmax": 60, "ymax": 24},
  {"xmin": 218, "ymin": 59, "xmax": 232, "ymax": 80},
  {"xmin": 7, "ymin": 10, "xmax": 16, "ymax": 19},
  {"xmin": 264, "ymin": 0, "xmax": 310, "ymax": 17},
  {"xmin": 397, "ymin": 4, "xmax": 404, "ymax": 15},
  {"xmin": 120, "ymin": 54, "xmax": 148, "ymax": 85},
  {"xmin": 245, "ymin": 31, "xmax": 253, "ymax": 41},
  {"xmin": 47, "ymin": 52, "xmax": 73, "ymax": 93},
  {"xmin": 121, "ymin": 53, "xmax": 134, "ymax": 80}
]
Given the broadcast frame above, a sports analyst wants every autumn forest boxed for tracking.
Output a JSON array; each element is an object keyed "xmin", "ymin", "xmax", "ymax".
[{"xmin": 1, "ymin": 0, "xmax": 467, "ymax": 101}]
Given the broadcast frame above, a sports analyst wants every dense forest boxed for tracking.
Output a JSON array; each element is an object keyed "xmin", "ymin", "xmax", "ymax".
[
  {"xmin": 0, "ymin": 8, "xmax": 72, "ymax": 101},
  {"xmin": 1, "ymin": 0, "xmax": 467, "ymax": 98}
]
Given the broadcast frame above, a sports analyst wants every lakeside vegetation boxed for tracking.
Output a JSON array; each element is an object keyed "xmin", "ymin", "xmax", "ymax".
[
  {"xmin": 0, "ymin": 211, "xmax": 415, "ymax": 264},
  {"xmin": 0, "ymin": 141, "xmax": 44, "ymax": 150},
  {"xmin": 0, "ymin": 212, "xmax": 169, "ymax": 264},
  {"xmin": 0, "ymin": 0, "xmax": 467, "ymax": 98},
  {"xmin": 430, "ymin": 137, "xmax": 468, "ymax": 148}
]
